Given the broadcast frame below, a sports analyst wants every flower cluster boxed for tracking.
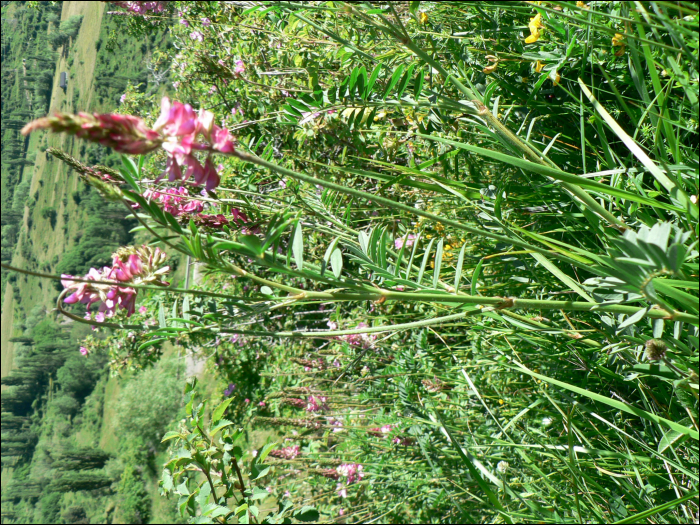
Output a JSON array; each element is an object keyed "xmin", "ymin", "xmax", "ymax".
[
  {"xmin": 336, "ymin": 464, "xmax": 364, "ymax": 485},
  {"xmin": 368, "ymin": 424, "xmax": 415, "ymax": 445},
  {"xmin": 153, "ymin": 97, "xmax": 235, "ymax": 190},
  {"xmin": 305, "ymin": 395, "xmax": 328, "ymax": 413},
  {"xmin": 337, "ymin": 322, "xmax": 377, "ymax": 349},
  {"xmin": 61, "ymin": 246, "xmax": 169, "ymax": 318},
  {"xmin": 21, "ymin": 97, "xmax": 237, "ymax": 191},
  {"xmin": 368, "ymin": 424, "xmax": 397, "ymax": 438},
  {"xmin": 525, "ymin": 12, "xmax": 543, "ymax": 44},
  {"xmin": 22, "ymin": 111, "xmax": 162, "ymax": 155},
  {"xmin": 269, "ymin": 445, "xmax": 300, "ymax": 460},
  {"xmin": 143, "ymin": 186, "xmax": 205, "ymax": 216},
  {"xmin": 106, "ymin": 1, "xmax": 168, "ymax": 14},
  {"xmin": 191, "ymin": 213, "xmax": 230, "ymax": 229},
  {"xmin": 394, "ymin": 233, "xmax": 417, "ymax": 250}
]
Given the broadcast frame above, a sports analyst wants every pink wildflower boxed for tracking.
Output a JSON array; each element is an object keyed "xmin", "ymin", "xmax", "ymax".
[
  {"xmin": 120, "ymin": 93, "xmax": 127, "ymax": 104},
  {"xmin": 270, "ymin": 445, "xmax": 300, "ymax": 460},
  {"xmin": 22, "ymin": 97, "xmax": 236, "ymax": 191},
  {"xmin": 79, "ymin": 346, "xmax": 89, "ymax": 356},
  {"xmin": 189, "ymin": 31, "xmax": 204, "ymax": 42},
  {"xmin": 21, "ymin": 112, "xmax": 162, "ymax": 155},
  {"xmin": 234, "ymin": 60, "xmax": 245, "ymax": 75},
  {"xmin": 306, "ymin": 395, "xmax": 328, "ymax": 413},
  {"xmin": 201, "ymin": 17, "xmax": 211, "ymax": 27},
  {"xmin": 336, "ymin": 322, "xmax": 377, "ymax": 349},
  {"xmin": 139, "ymin": 305, "xmax": 148, "ymax": 314},
  {"xmin": 395, "ymin": 233, "xmax": 416, "ymax": 250},
  {"xmin": 336, "ymin": 464, "xmax": 364, "ymax": 485},
  {"xmin": 61, "ymin": 245, "xmax": 169, "ymax": 318}
]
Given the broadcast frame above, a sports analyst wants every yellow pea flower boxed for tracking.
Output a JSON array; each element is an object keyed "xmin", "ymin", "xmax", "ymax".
[
  {"xmin": 535, "ymin": 60, "xmax": 545, "ymax": 73},
  {"xmin": 525, "ymin": 13, "xmax": 543, "ymax": 43},
  {"xmin": 419, "ymin": 12, "xmax": 428, "ymax": 25},
  {"xmin": 612, "ymin": 33, "xmax": 626, "ymax": 56},
  {"xmin": 483, "ymin": 64, "xmax": 498, "ymax": 74},
  {"xmin": 612, "ymin": 33, "xmax": 625, "ymax": 46},
  {"xmin": 576, "ymin": 1, "xmax": 589, "ymax": 8},
  {"xmin": 551, "ymin": 71, "xmax": 561, "ymax": 86}
]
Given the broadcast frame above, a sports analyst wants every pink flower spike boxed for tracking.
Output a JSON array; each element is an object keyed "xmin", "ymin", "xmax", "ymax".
[
  {"xmin": 164, "ymin": 156, "xmax": 183, "ymax": 182},
  {"xmin": 201, "ymin": 157, "xmax": 220, "ymax": 191},
  {"xmin": 211, "ymin": 126, "xmax": 236, "ymax": 154},
  {"xmin": 198, "ymin": 108, "xmax": 215, "ymax": 140},
  {"xmin": 187, "ymin": 156, "xmax": 206, "ymax": 186}
]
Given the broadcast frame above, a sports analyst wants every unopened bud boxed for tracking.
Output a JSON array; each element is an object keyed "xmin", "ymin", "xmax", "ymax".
[{"xmin": 644, "ymin": 339, "xmax": 666, "ymax": 361}]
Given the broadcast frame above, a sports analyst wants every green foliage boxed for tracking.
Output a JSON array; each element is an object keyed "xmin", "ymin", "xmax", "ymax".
[
  {"xmin": 48, "ymin": 471, "xmax": 114, "ymax": 493},
  {"xmin": 51, "ymin": 394, "xmax": 80, "ymax": 418},
  {"xmin": 56, "ymin": 354, "xmax": 105, "ymax": 401},
  {"xmin": 115, "ymin": 464, "xmax": 151, "ymax": 524},
  {"xmin": 40, "ymin": 205, "xmax": 57, "ymax": 228},
  {"xmin": 38, "ymin": 491, "xmax": 63, "ymax": 524},
  {"xmin": 115, "ymin": 355, "xmax": 185, "ymax": 452}
]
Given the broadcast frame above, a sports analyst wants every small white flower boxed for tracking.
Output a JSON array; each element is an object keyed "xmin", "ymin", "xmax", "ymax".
[
  {"xmin": 497, "ymin": 461, "xmax": 509, "ymax": 473},
  {"xmin": 542, "ymin": 417, "xmax": 553, "ymax": 427}
]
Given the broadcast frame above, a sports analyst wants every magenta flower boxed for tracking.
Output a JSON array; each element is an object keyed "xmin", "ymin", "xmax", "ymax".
[
  {"xmin": 201, "ymin": 17, "xmax": 211, "ymax": 26},
  {"xmin": 138, "ymin": 305, "xmax": 148, "ymax": 314},
  {"xmin": 22, "ymin": 97, "xmax": 237, "ymax": 192},
  {"xmin": 120, "ymin": 93, "xmax": 127, "ymax": 104},
  {"xmin": 234, "ymin": 60, "xmax": 245, "ymax": 75},
  {"xmin": 61, "ymin": 246, "xmax": 169, "ymax": 318},
  {"xmin": 336, "ymin": 464, "xmax": 364, "ymax": 485},
  {"xmin": 189, "ymin": 31, "xmax": 203, "ymax": 41},
  {"xmin": 336, "ymin": 322, "xmax": 377, "ymax": 349},
  {"xmin": 305, "ymin": 395, "xmax": 328, "ymax": 413},
  {"xmin": 79, "ymin": 346, "xmax": 89, "ymax": 356},
  {"xmin": 22, "ymin": 112, "xmax": 162, "ymax": 155},
  {"xmin": 269, "ymin": 445, "xmax": 300, "ymax": 460}
]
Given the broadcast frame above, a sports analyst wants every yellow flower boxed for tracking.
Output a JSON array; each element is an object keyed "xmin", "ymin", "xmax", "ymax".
[
  {"xmin": 576, "ymin": 1, "xmax": 589, "ymax": 8},
  {"xmin": 529, "ymin": 13, "xmax": 543, "ymax": 31},
  {"xmin": 612, "ymin": 33, "xmax": 626, "ymax": 56},
  {"xmin": 551, "ymin": 71, "xmax": 561, "ymax": 86},
  {"xmin": 520, "ymin": 76, "xmax": 529, "ymax": 83},
  {"xmin": 483, "ymin": 64, "xmax": 498, "ymax": 74},
  {"xmin": 525, "ymin": 13, "xmax": 543, "ymax": 43},
  {"xmin": 535, "ymin": 60, "xmax": 545, "ymax": 73},
  {"xmin": 419, "ymin": 12, "xmax": 428, "ymax": 25},
  {"xmin": 498, "ymin": 399, "xmax": 505, "ymax": 405}
]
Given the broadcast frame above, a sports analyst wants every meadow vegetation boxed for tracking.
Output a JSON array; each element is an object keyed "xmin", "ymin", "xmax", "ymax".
[{"xmin": 2, "ymin": 1, "xmax": 699, "ymax": 524}]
